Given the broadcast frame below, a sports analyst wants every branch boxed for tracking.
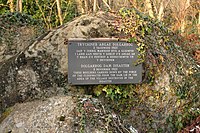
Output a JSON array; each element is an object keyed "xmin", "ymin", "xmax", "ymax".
[
  {"xmin": 102, "ymin": 0, "xmax": 111, "ymax": 11},
  {"xmin": 49, "ymin": 1, "xmax": 56, "ymax": 29},
  {"xmin": 93, "ymin": 0, "xmax": 97, "ymax": 12},
  {"xmin": 56, "ymin": 0, "xmax": 63, "ymax": 25},
  {"xmin": 0, "ymin": 4, "xmax": 9, "ymax": 7},
  {"xmin": 35, "ymin": 0, "xmax": 50, "ymax": 29}
]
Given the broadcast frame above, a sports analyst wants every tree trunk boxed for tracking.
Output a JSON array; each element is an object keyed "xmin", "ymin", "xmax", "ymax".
[
  {"xmin": 16, "ymin": 0, "xmax": 22, "ymax": 12},
  {"xmin": 84, "ymin": 0, "xmax": 89, "ymax": 13},
  {"xmin": 198, "ymin": 11, "xmax": 200, "ymax": 34},
  {"xmin": 108, "ymin": 0, "xmax": 114, "ymax": 9},
  {"xmin": 8, "ymin": 0, "xmax": 14, "ymax": 12},
  {"xmin": 145, "ymin": 0, "xmax": 154, "ymax": 18},
  {"xmin": 102, "ymin": 0, "xmax": 111, "ymax": 11},
  {"xmin": 56, "ymin": 0, "xmax": 63, "ymax": 25},
  {"xmin": 180, "ymin": 0, "xmax": 190, "ymax": 34},
  {"xmin": 157, "ymin": 0, "xmax": 164, "ymax": 21},
  {"xmin": 157, "ymin": 0, "xmax": 170, "ymax": 21},
  {"xmin": 93, "ymin": 0, "xmax": 97, "ymax": 12}
]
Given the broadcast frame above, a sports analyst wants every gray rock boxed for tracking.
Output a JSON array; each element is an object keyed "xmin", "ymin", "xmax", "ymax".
[
  {"xmin": 0, "ymin": 96, "xmax": 76, "ymax": 133},
  {"xmin": 0, "ymin": 12, "xmax": 116, "ymax": 118}
]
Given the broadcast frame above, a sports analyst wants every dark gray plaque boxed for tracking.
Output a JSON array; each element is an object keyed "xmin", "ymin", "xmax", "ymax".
[{"xmin": 68, "ymin": 38, "xmax": 142, "ymax": 85}]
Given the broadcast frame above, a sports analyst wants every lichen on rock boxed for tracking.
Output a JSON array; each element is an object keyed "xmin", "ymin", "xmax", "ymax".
[
  {"xmin": 0, "ymin": 96, "xmax": 76, "ymax": 133},
  {"xmin": 0, "ymin": 12, "xmax": 117, "ymax": 123}
]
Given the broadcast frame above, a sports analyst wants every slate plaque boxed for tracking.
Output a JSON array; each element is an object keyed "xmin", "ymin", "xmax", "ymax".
[{"xmin": 68, "ymin": 38, "xmax": 142, "ymax": 85}]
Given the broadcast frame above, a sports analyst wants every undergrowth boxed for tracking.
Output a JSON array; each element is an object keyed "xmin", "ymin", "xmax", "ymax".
[
  {"xmin": 92, "ymin": 8, "xmax": 200, "ymax": 132},
  {"xmin": 0, "ymin": 12, "xmax": 45, "ymax": 45}
]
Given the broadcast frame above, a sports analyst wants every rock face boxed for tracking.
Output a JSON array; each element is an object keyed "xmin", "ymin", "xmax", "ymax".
[
  {"xmin": 0, "ymin": 96, "xmax": 127, "ymax": 133},
  {"xmin": 0, "ymin": 12, "xmax": 116, "ymax": 118},
  {"xmin": 0, "ymin": 96, "xmax": 76, "ymax": 133}
]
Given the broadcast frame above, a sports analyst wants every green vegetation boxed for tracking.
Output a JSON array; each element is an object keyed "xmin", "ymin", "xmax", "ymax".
[
  {"xmin": 92, "ymin": 8, "xmax": 200, "ymax": 132},
  {"xmin": 23, "ymin": 0, "xmax": 76, "ymax": 29},
  {"xmin": 94, "ymin": 84, "xmax": 138, "ymax": 114},
  {"xmin": 0, "ymin": 0, "xmax": 77, "ymax": 29},
  {"xmin": 76, "ymin": 96, "xmax": 131, "ymax": 133},
  {"xmin": 0, "ymin": 0, "xmax": 199, "ymax": 132},
  {"xmin": 0, "ymin": 12, "xmax": 45, "ymax": 47}
]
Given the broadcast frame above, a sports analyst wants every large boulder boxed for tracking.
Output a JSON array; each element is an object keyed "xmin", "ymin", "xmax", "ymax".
[
  {"xmin": 0, "ymin": 12, "xmax": 116, "ymax": 118},
  {"xmin": 0, "ymin": 95, "xmax": 133, "ymax": 133},
  {"xmin": 0, "ymin": 96, "xmax": 76, "ymax": 133}
]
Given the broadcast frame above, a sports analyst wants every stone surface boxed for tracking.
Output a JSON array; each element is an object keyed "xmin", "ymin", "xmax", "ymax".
[
  {"xmin": 0, "ymin": 96, "xmax": 129, "ymax": 133},
  {"xmin": 0, "ymin": 96, "xmax": 76, "ymax": 133},
  {"xmin": 0, "ymin": 12, "xmax": 116, "ymax": 118}
]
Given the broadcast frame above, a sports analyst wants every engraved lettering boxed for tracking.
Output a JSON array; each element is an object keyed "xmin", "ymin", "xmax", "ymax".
[{"xmin": 68, "ymin": 39, "xmax": 142, "ymax": 85}]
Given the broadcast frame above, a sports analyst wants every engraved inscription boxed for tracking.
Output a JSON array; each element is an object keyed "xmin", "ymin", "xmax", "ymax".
[{"xmin": 68, "ymin": 39, "xmax": 142, "ymax": 85}]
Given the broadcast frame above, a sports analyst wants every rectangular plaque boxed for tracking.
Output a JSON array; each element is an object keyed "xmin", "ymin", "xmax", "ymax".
[{"xmin": 68, "ymin": 38, "xmax": 142, "ymax": 85}]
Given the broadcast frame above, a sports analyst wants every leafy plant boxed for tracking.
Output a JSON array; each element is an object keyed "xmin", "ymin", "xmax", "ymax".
[
  {"xmin": 92, "ymin": 8, "xmax": 200, "ymax": 132},
  {"xmin": 0, "ymin": 12, "xmax": 45, "ymax": 44},
  {"xmin": 166, "ymin": 106, "xmax": 200, "ymax": 132},
  {"xmin": 93, "ymin": 84, "xmax": 138, "ymax": 114},
  {"xmin": 0, "ymin": 0, "xmax": 77, "ymax": 29}
]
